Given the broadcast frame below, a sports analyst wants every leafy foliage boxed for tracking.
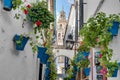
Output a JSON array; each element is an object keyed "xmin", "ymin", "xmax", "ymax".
[
  {"xmin": 80, "ymin": 12, "xmax": 112, "ymax": 47},
  {"xmin": 26, "ymin": 1, "xmax": 54, "ymax": 29},
  {"xmin": 79, "ymin": 12, "xmax": 120, "ymax": 77},
  {"xmin": 12, "ymin": 0, "xmax": 23, "ymax": 10}
]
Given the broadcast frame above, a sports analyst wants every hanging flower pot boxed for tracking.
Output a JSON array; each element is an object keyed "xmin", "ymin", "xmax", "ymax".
[
  {"xmin": 45, "ymin": 68, "xmax": 51, "ymax": 77},
  {"xmin": 109, "ymin": 21, "xmax": 119, "ymax": 36},
  {"xmin": 40, "ymin": 53, "xmax": 49, "ymax": 64},
  {"xmin": 83, "ymin": 68, "xmax": 90, "ymax": 76},
  {"xmin": 70, "ymin": 77, "xmax": 75, "ymax": 80},
  {"xmin": 83, "ymin": 51, "xmax": 90, "ymax": 58},
  {"xmin": 72, "ymin": 72, "xmax": 77, "ymax": 77},
  {"xmin": 3, "ymin": 0, "xmax": 13, "ymax": 11},
  {"xmin": 45, "ymin": 76, "xmax": 50, "ymax": 80},
  {"xmin": 37, "ymin": 46, "xmax": 47, "ymax": 59},
  {"xmin": 112, "ymin": 68, "xmax": 118, "ymax": 77},
  {"xmin": 13, "ymin": 34, "xmax": 29, "ymax": 51}
]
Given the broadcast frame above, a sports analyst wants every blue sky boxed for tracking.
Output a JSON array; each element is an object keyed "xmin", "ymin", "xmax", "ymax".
[{"xmin": 56, "ymin": 0, "xmax": 74, "ymax": 20}]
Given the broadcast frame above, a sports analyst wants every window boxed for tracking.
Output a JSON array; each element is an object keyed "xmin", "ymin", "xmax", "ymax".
[{"xmin": 58, "ymin": 33, "xmax": 61, "ymax": 39}]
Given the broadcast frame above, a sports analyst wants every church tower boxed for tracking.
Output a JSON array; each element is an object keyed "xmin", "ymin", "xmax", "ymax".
[{"xmin": 57, "ymin": 7, "xmax": 67, "ymax": 46}]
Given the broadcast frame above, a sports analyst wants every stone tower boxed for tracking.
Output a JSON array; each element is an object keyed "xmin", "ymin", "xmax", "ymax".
[{"xmin": 57, "ymin": 7, "xmax": 67, "ymax": 46}]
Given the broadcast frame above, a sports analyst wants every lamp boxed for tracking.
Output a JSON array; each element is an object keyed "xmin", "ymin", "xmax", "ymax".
[{"xmin": 66, "ymin": 34, "xmax": 74, "ymax": 49}]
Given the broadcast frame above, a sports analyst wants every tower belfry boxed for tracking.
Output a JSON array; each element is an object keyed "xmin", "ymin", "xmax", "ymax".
[{"xmin": 57, "ymin": 7, "xmax": 67, "ymax": 46}]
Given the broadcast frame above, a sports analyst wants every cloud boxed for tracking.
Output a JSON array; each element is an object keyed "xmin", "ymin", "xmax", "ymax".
[{"xmin": 68, "ymin": 0, "xmax": 74, "ymax": 4}]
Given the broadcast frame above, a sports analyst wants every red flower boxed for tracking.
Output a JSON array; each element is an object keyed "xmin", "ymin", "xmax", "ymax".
[
  {"xmin": 27, "ymin": 4, "xmax": 31, "ymax": 8},
  {"xmin": 99, "ymin": 54, "xmax": 102, "ymax": 58},
  {"xmin": 100, "ymin": 68, "xmax": 107, "ymax": 75},
  {"xmin": 35, "ymin": 20, "xmax": 42, "ymax": 26},
  {"xmin": 80, "ymin": 41, "xmax": 84, "ymax": 45},
  {"xmin": 24, "ymin": 9, "xmax": 28, "ymax": 14}
]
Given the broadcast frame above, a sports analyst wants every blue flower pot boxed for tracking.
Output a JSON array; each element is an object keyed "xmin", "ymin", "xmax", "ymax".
[
  {"xmin": 3, "ymin": 0, "xmax": 13, "ymax": 11},
  {"xmin": 37, "ymin": 46, "xmax": 47, "ymax": 59},
  {"xmin": 109, "ymin": 21, "xmax": 119, "ymax": 36},
  {"xmin": 45, "ymin": 68, "xmax": 51, "ymax": 77},
  {"xmin": 73, "ymin": 66, "xmax": 77, "ymax": 71},
  {"xmin": 40, "ymin": 53, "xmax": 49, "ymax": 64},
  {"xmin": 70, "ymin": 78, "xmax": 75, "ymax": 80},
  {"xmin": 45, "ymin": 76, "xmax": 50, "ymax": 80},
  {"xmin": 118, "ymin": 62, "xmax": 120, "ymax": 66},
  {"xmin": 46, "ymin": 62, "xmax": 51, "ymax": 68},
  {"xmin": 83, "ymin": 52, "xmax": 90, "ymax": 57},
  {"xmin": 14, "ymin": 34, "xmax": 29, "ymax": 51},
  {"xmin": 83, "ymin": 68, "xmax": 90, "ymax": 76},
  {"xmin": 72, "ymin": 72, "xmax": 77, "ymax": 77},
  {"xmin": 112, "ymin": 69, "xmax": 118, "ymax": 77}
]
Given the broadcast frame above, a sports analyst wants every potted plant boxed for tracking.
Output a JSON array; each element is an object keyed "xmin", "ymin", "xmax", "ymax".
[
  {"xmin": 45, "ymin": 67, "xmax": 51, "ymax": 77},
  {"xmin": 20, "ymin": 1, "xmax": 54, "ymax": 53},
  {"xmin": 79, "ymin": 12, "xmax": 120, "ymax": 78},
  {"xmin": 12, "ymin": 0, "xmax": 23, "ymax": 10},
  {"xmin": 107, "ymin": 61, "xmax": 119, "ymax": 77},
  {"xmin": 37, "ymin": 46, "xmax": 47, "ymax": 58},
  {"xmin": 40, "ymin": 53, "xmax": 49, "ymax": 64},
  {"xmin": 3, "ymin": 0, "xmax": 23, "ymax": 11},
  {"xmin": 77, "ymin": 58, "xmax": 90, "ymax": 76},
  {"xmin": 3, "ymin": 0, "xmax": 13, "ymax": 11},
  {"xmin": 80, "ymin": 12, "xmax": 113, "ymax": 48},
  {"xmin": 108, "ymin": 14, "xmax": 120, "ymax": 36},
  {"xmin": 77, "ymin": 45, "xmax": 90, "ymax": 58},
  {"xmin": 13, "ymin": 34, "xmax": 29, "ymax": 51}
]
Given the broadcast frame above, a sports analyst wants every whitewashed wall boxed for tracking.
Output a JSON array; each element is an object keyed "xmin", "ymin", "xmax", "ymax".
[
  {"xmin": 0, "ymin": 0, "xmax": 39, "ymax": 80},
  {"xmin": 84, "ymin": 0, "xmax": 120, "ymax": 80}
]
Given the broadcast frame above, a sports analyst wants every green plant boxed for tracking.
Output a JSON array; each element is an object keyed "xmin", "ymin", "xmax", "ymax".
[
  {"xmin": 77, "ymin": 57, "xmax": 90, "ymax": 68},
  {"xmin": 45, "ymin": 29, "xmax": 57, "ymax": 80},
  {"xmin": 16, "ymin": 34, "xmax": 23, "ymax": 46},
  {"xmin": 79, "ymin": 12, "xmax": 120, "ymax": 77},
  {"xmin": 12, "ymin": 0, "xmax": 23, "ymax": 10},
  {"xmin": 107, "ymin": 61, "xmax": 118, "ymax": 77},
  {"xmin": 80, "ymin": 12, "xmax": 112, "ymax": 47},
  {"xmin": 22, "ymin": 1, "xmax": 54, "ymax": 28},
  {"xmin": 21, "ymin": 1, "xmax": 54, "ymax": 53},
  {"xmin": 77, "ymin": 45, "xmax": 90, "ymax": 52},
  {"xmin": 99, "ymin": 47, "xmax": 113, "ymax": 65},
  {"xmin": 109, "ymin": 14, "xmax": 120, "ymax": 22}
]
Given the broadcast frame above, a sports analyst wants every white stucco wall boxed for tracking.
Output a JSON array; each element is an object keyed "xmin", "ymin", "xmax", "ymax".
[
  {"xmin": 53, "ymin": 49, "xmax": 74, "ymax": 59},
  {"xmin": 64, "ymin": 4, "xmax": 75, "ymax": 46},
  {"xmin": 0, "ymin": 0, "xmax": 39, "ymax": 80},
  {"xmin": 84, "ymin": 0, "xmax": 120, "ymax": 80}
]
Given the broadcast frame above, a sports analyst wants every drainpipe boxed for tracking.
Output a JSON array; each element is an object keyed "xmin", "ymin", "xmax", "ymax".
[
  {"xmin": 79, "ymin": 0, "xmax": 84, "ymax": 29},
  {"xmin": 93, "ymin": 0, "xmax": 105, "ymax": 16},
  {"xmin": 75, "ymin": 1, "xmax": 78, "ymax": 43}
]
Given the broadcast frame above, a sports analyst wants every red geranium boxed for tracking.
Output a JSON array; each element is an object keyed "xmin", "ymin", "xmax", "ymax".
[
  {"xmin": 35, "ymin": 20, "xmax": 42, "ymax": 27},
  {"xmin": 24, "ymin": 9, "xmax": 28, "ymax": 14},
  {"xmin": 99, "ymin": 54, "xmax": 102, "ymax": 58},
  {"xmin": 27, "ymin": 4, "xmax": 31, "ymax": 8}
]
